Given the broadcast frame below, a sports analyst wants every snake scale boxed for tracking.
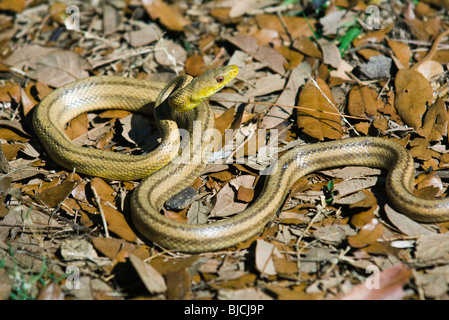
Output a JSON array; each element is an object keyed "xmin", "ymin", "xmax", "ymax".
[{"xmin": 33, "ymin": 65, "xmax": 449, "ymax": 253}]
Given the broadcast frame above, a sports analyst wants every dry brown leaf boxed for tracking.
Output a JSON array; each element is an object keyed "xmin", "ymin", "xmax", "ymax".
[
  {"xmin": 166, "ymin": 269, "xmax": 191, "ymax": 299},
  {"xmin": 211, "ymin": 175, "xmax": 256, "ymax": 217},
  {"xmin": 35, "ymin": 82, "xmax": 53, "ymax": 100},
  {"xmin": 372, "ymin": 117, "xmax": 388, "ymax": 131},
  {"xmin": 0, "ymin": 0, "xmax": 27, "ymax": 13},
  {"xmin": 255, "ymin": 239, "xmax": 281, "ymax": 276},
  {"xmin": 255, "ymin": 14, "xmax": 316, "ymax": 40},
  {"xmin": 347, "ymin": 85, "xmax": 382, "ymax": 117},
  {"xmin": 276, "ymin": 45, "xmax": 304, "ymax": 70},
  {"xmin": 394, "ymin": 69, "xmax": 433, "ymax": 129},
  {"xmin": 99, "ymin": 201, "xmax": 137, "ymax": 242},
  {"xmin": 0, "ymin": 127, "xmax": 29, "ymax": 142},
  {"xmin": 416, "ymin": 97, "xmax": 448, "ymax": 141},
  {"xmin": 415, "ymin": 234, "xmax": 449, "ymax": 262},
  {"xmin": 35, "ymin": 180, "xmax": 77, "ymax": 208},
  {"xmin": 0, "ymin": 82, "xmax": 20, "ymax": 104},
  {"xmin": 353, "ymin": 23, "xmax": 394, "ymax": 48},
  {"xmin": 317, "ymin": 38, "xmax": 341, "ymax": 69},
  {"xmin": 273, "ymin": 253, "xmax": 299, "ymax": 277},
  {"xmin": 320, "ymin": 10, "xmax": 356, "ymax": 36},
  {"xmin": 347, "ymin": 218, "xmax": 384, "ymax": 248},
  {"xmin": 209, "ymin": 8, "xmax": 241, "ymax": 24},
  {"xmin": 208, "ymin": 170, "xmax": 232, "ymax": 182},
  {"xmin": 129, "ymin": 253, "xmax": 167, "ymax": 294},
  {"xmin": 292, "ymin": 36, "xmax": 322, "ymax": 58},
  {"xmin": 409, "ymin": 137, "xmax": 440, "ymax": 160},
  {"xmin": 415, "ymin": 173, "xmax": 443, "ymax": 199},
  {"xmin": 405, "ymin": 9, "xmax": 440, "ymax": 41},
  {"xmin": 49, "ymin": 3, "xmax": 66, "ymax": 24},
  {"xmin": 1, "ymin": 143, "xmax": 24, "ymax": 160},
  {"xmin": 349, "ymin": 190, "xmax": 378, "ymax": 228},
  {"xmin": 354, "ymin": 122, "xmax": 370, "ymax": 135},
  {"xmin": 66, "ymin": 113, "xmax": 88, "ymax": 141},
  {"xmin": 35, "ymin": 51, "xmax": 91, "ymax": 87},
  {"xmin": 21, "ymin": 84, "xmax": 38, "ymax": 116},
  {"xmin": 384, "ymin": 204, "xmax": 433, "ymax": 237},
  {"xmin": 185, "ymin": 53, "xmax": 206, "ymax": 77},
  {"xmin": 261, "ymin": 62, "xmax": 310, "ymax": 129},
  {"xmin": 0, "ymin": 269, "xmax": 11, "ymax": 300},
  {"xmin": 91, "ymin": 237, "xmax": 137, "ymax": 262},
  {"xmin": 4, "ymin": 44, "xmax": 60, "ymax": 71},
  {"xmin": 154, "ymin": 39, "xmax": 187, "ymax": 69},
  {"xmin": 296, "ymin": 78, "xmax": 343, "ymax": 140},
  {"xmin": 229, "ymin": 0, "xmax": 263, "ymax": 18},
  {"xmin": 124, "ymin": 22, "xmax": 162, "ymax": 47},
  {"xmin": 90, "ymin": 177, "xmax": 116, "ymax": 205},
  {"xmin": 388, "ymin": 39, "xmax": 411, "ymax": 68},
  {"xmin": 62, "ymin": 198, "xmax": 95, "ymax": 226},
  {"xmin": 223, "ymin": 34, "xmax": 286, "ymax": 75},
  {"xmin": 416, "ymin": 60, "xmax": 444, "ymax": 80},
  {"xmin": 313, "ymin": 224, "xmax": 355, "ymax": 244},
  {"xmin": 142, "ymin": 0, "xmax": 190, "ymax": 32},
  {"xmin": 236, "ymin": 186, "xmax": 254, "ymax": 203}
]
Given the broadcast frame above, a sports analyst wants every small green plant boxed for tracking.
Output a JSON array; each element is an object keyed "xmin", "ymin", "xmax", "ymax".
[{"xmin": 323, "ymin": 179, "xmax": 335, "ymax": 204}]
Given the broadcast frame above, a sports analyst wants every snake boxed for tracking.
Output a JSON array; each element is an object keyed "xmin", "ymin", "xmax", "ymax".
[{"xmin": 33, "ymin": 65, "xmax": 449, "ymax": 253}]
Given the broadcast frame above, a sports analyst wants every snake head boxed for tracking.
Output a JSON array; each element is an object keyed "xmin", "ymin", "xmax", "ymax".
[{"xmin": 173, "ymin": 65, "xmax": 238, "ymax": 112}]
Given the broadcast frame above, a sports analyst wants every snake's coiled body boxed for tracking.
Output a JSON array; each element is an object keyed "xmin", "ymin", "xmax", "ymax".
[{"xmin": 34, "ymin": 66, "xmax": 449, "ymax": 253}]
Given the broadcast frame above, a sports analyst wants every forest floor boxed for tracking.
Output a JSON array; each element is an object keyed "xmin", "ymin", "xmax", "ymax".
[{"xmin": 0, "ymin": 0, "xmax": 449, "ymax": 300}]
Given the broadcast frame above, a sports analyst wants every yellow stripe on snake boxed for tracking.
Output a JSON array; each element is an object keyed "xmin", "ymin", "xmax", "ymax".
[{"xmin": 33, "ymin": 65, "xmax": 449, "ymax": 253}]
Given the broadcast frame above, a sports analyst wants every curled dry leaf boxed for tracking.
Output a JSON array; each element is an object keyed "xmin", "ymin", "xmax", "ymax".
[{"xmin": 297, "ymin": 78, "xmax": 343, "ymax": 140}]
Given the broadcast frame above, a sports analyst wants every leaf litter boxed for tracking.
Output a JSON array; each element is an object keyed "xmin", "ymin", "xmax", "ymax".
[{"xmin": 0, "ymin": 0, "xmax": 449, "ymax": 301}]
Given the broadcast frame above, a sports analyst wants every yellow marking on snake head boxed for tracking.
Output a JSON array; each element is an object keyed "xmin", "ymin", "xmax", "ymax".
[{"xmin": 172, "ymin": 65, "xmax": 238, "ymax": 113}]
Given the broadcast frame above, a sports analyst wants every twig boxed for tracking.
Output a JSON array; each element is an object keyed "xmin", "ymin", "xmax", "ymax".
[
  {"xmin": 216, "ymin": 99, "xmax": 368, "ymax": 120},
  {"xmin": 295, "ymin": 208, "xmax": 324, "ymax": 274},
  {"xmin": 91, "ymin": 185, "xmax": 109, "ymax": 238},
  {"xmin": 412, "ymin": 28, "xmax": 449, "ymax": 70}
]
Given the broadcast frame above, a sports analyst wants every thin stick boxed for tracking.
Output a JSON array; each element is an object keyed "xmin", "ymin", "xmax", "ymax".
[
  {"xmin": 412, "ymin": 28, "xmax": 449, "ymax": 70},
  {"xmin": 91, "ymin": 185, "xmax": 109, "ymax": 238},
  {"xmin": 217, "ymin": 99, "xmax": 368, "ymax": 120}
]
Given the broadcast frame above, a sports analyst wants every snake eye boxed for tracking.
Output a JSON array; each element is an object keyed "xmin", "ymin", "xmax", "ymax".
[{"xmin": 216, "ymin": 76, "xmax": 224, "ymax": 83}]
